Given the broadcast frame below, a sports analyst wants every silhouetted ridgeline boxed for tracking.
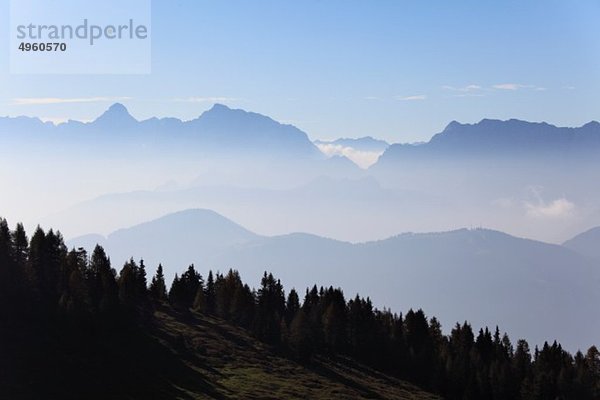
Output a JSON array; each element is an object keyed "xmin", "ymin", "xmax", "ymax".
[{"xmin": 0, "ymin": 218, "xmax": 599, "ymax": 399}]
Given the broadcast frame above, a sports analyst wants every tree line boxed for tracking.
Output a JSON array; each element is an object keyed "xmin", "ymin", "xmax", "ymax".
[{"xmin": 0, "ymin": 219, "xmax": 599, "ymax": 399}]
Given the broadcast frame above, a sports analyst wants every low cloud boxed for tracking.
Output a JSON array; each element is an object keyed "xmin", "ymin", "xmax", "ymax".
[
  {"xmin": 316, "ymin": 143, "xmax": 383, "ymax": 169},
  {"xmin": 494, "ymin": 189, "xmax": 575, "ymax": 219},
  {"xmin": 442, "ymin": 84, "xmax": 482, "ymax": 92},
  {"xmin": 442, "ymin": 84, "xmax": 486, "ymax": 97},
  {"xmin": 492, "ymin": 83, "xmax": 541, "ymax": 91},
  {"xmin": 525, "ymin": 198, "xmax": 575, "ymax": 219},
  {"xmin": 396, "ymin": 95, "xmax": 427, "ymax": 101}
]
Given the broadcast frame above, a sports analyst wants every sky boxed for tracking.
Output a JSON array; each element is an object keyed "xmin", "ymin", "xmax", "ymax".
[{"xmin": 1, "ymin": 0, "xmax": 599, "ymax": 143}]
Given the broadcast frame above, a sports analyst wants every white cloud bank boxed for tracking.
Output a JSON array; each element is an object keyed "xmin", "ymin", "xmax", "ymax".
[
  {"xmin": 395, "ymin": 95, "xmax": 427, "ymax": 101},
  {"xmin": 315, "ymin": 143, "xmax": 383, "ymax": 169},
  {"xmin": 493, "ymin": 83, "xmax": 526, "ymax": 90},
  {"xmin": 492, "ymin": 83, "xmax": 546, "ymax": 91},
  {"xmin": 525, "ymin": 198, "xmax": 575, "ymax": 218},
  {"xmin": 442, "ymin": 84, "xmax": 482, "ymax": 92}
]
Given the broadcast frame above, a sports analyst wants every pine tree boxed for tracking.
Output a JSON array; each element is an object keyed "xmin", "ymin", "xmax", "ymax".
[
  {"xmin": 136, "ymin": 259, "xmax": 148, "ymax": 298},
  {"xmin": 11, "ymin": 223, "xmax": 28, "ymax": 269},
  {"xmin": 321, "ymin": 288, "xmax": 347, "ymax": 353},
  {"xmin": 285, "ymin": 288, "xmax": 300, "ymax": 325},
  {"xmin": 168, "ymin": 265, "xmax": 201, "ymax": 310},
  {"xmin": 89, "ymin": 245, "xmax": 118, "ymax": 314},
  {"xmin": 254, "ymin": 272, "xmax": 285, "ymax": 343},
  {"xmin": 0, "ymin": 218, "xmax": 11, "ymax": 266},
  {"xmin": 27, "ymin": 227, "xmax": 66, "ymax": 306},
  {"xmin": 149, "ymin": 264, "xmax": 168, "ymax": 302},
  {"xmin": 182, "ymin": 265, "xmax": 201, "ymax": 308},
  {"xmin": 229, "ymin": 283, "xmax": 255, "ymax": 327},
  {"xmin": 288, "ymin": 309, "xmax": 313, "ymax": 361},
  {"xmin": 118, "ymin": 259, "xmax": 139, "ymax": 308},
  {"xmin": 59, "ymin": 248, "xmax": 90, "ymax": 317},
  {"xmin": 205, "ymin": 270, "xmax": 215, "ymax": 314},
  {"xmin": 193, "ymin": 285, "xmax": 206, "ymax": 312},
  {"xmin": 8, "ymin": 222, "xmax": 29, "ymax": 307},
  {"xmin": 514, "ymin": 339, "xmax": 532, "ymax": 383},
  {"xmin": 0, "ymin": 219, "xmax": 14, "ymax": 315},
  {"xmin": 215, "ymin": 269, "xmax": 242, "ymax": 319},
  {"xmin": 169, "ymin": 274, "xmax": 184, "ymax": 309}
]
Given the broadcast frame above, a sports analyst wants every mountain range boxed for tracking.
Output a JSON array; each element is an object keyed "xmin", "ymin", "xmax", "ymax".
[
  {"xmin": 6, "ymin": 104, "xmax": 600, "ymax": 166},
  {"xmin": 563, "ymin": 227, "xmax": 600, "ymax": 261},
  {"xmin": 45, "ymin": 176, "xmax": 443, "ymax": 241},
  {"xmin": 5, "ymin": 104, "xmax": 600, "ymax": 244},
  {"xmin": 68, "ymin": 208, "xmax": 600, "ymax": 353},
  {"xmin": 0, "ymin": 103, "xmax": 325, "ymax": 159},
  {"xmin": 375, "ymin": 118, "xmax": 600, "ymax": 165},
  {"xmin": 4, "ymin": 103, "xmax": 600, "ymax": 171}
]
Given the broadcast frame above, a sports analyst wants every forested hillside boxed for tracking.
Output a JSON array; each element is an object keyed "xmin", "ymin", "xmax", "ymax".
[{"xmin": 0, "ymin": 218, "xmax": 598, "ymax": 399}]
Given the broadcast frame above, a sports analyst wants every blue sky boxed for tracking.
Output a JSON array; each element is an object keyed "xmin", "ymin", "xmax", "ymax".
[{"xmin": 1, "ymin": 0, "xmax": 599, "ymax": 142}]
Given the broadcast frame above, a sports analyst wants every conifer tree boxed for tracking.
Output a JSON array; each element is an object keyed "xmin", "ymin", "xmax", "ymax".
[
  {"xmin": 321, "ymin": 288, "xmax": 347, "ymax": 353},
  {"xmin": 285, "ymin": 288, "xmax": 300, "ymax": 325},
  {"xmin": 59, "ymin": 248, "xmax": 90, "ymax": 316},
  {"xmin": 89, "ymin": 245, "xmax": 118, "ymax": 314},
  {"xmin": 136, "ymin": 259, "xmax": 148, "ymax": 298},
  {"xmin": 11, "ymin": 223, "xmax": 28, "ymax": 269},
  {"xmin": 168, "ymin": 265, "xmax": 201, "ymax": 310},
  {"xmin": 149, "ymin": 264, "xmax": 167, "ymax": 302},
  {"xmin": 229, "ymin": 283, "xmax": 255, "ymax": 327},
  {"xmin": 118, "ymin": 259, "xmax": 140, "ymax": 308},
  {"xmin": 0, "ymin": 219, "xmax": 14, "ymax": 314},
  {"xmin": 193, "ymin": 285, "xmax": 206, "ymax": 312},
  {"xmin": 254, "ymin": 272, "xmax": 285, "ymax": 343},
  {"xmin": 205, "ymin": 270, "xmax": 215, "ymax": 314},
  {"xmin": 288, "ymin": 309, "xmax": 313, "ymax": 361}
]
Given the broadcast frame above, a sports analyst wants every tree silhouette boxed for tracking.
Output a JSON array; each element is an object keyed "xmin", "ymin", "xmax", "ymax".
[
  {"xmin": 1, "ymin": 218, "xmax": 599, "ymax": 400},
  {"xmin": 169, "ymin": 265, "xmax": 201, "ymax": 310},
  {"xmin": 149, "ymin": 264, "xmax": 168, "ymax": 302},
  {"xmin": 205, "ymin": 270, "xmax": 215, "ymax": 314}
]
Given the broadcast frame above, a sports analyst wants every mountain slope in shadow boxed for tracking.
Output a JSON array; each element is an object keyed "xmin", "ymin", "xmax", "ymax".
[{"xmin": 563, "ymin": 226, "xmax": 600, "ymax": 261}]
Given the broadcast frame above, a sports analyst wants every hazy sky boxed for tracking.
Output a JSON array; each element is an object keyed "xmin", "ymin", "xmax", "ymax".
[{"xmin": 1, "ymin": 0, "xmax": 599, "ymax": 142}]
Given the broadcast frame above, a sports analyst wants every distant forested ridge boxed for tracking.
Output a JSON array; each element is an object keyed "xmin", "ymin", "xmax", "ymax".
[{"xmin": 0, "ymin": 218, "xmax": 598, "ymax": 399}]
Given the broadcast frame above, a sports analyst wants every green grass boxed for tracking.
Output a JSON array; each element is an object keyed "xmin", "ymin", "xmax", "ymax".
[{"xmin": 149, "ymin": 307, "xmax": 440, "ymax": 400}]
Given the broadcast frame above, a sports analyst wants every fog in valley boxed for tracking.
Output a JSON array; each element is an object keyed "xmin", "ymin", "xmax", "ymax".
[{"xmin": 2, "ymin": 103, "xmax": 600, "ymax": 351}]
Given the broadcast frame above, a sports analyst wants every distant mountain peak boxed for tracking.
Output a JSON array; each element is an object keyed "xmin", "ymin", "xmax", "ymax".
[
  {"xmin": 582, "ymin": 121, "xmax": 600, "ymax": 129},
  {"xmin": 443, "ymin": 119, "xmax": 557, "ymax": 132},
  {"xmin": 130, "ymin": 208, "xmax": 243, "ymax": 229},
  {"xmin": 108, "ymin": 102, "xmax": 128, "ymax": 113},
  {"xmin": 197, "ymin": 103, "xmax": 258, "ymax": 121},
  {"xmin": 209, "ymin": 103, "xmax": 231, "ymax": 111},
  {"xmin": 443, "ymin": 120, "xmax": 463, "ymax": 131},
  {"xmin": 199, "ymin": 103, "xmax": 239, "ymax": 119},
  {"xmin": 93, "ymin": 103, "xmax": 137, "ymax": 125},
  {"xmin": 563, "ymin": 226, "xmax": 600, "ymax": 261}
]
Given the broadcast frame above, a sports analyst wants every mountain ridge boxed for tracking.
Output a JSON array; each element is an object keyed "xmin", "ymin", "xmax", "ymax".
[
  {"xmin": 0, "ymin": 103, "xmax": 327, "ymax": 160},
  {"xmin": 5, "ymin": 104, "xmax": 600, "ymax": 153},
  {"xmin": 67, "ymin": 208, "xmax": 600, "ymax": 352},
  {"xmin": 374, "ymin": 117, "xmax": 600, "ymax": 170},
  {"xmin": 563, "ymin": 226, "xmax": 600, "ymax": 261}
]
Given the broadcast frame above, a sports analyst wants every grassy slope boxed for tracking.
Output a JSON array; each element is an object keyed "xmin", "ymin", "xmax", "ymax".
[{"xmin": 149, "ymin": 307, "xmax": 440, "ymax": 400}]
